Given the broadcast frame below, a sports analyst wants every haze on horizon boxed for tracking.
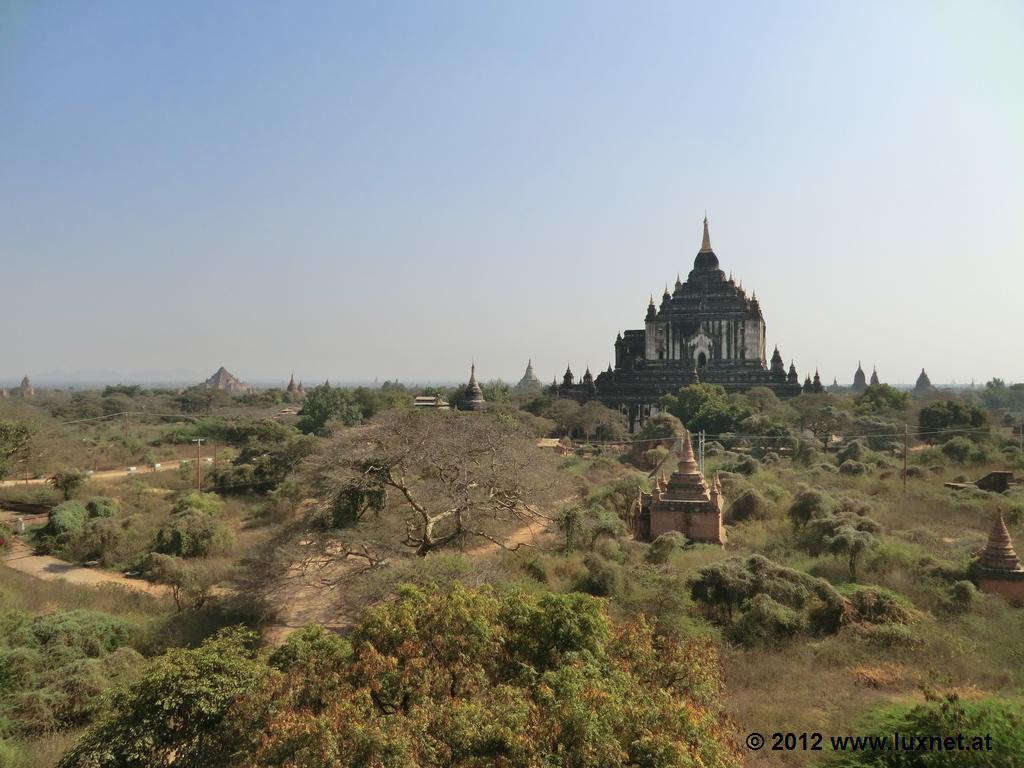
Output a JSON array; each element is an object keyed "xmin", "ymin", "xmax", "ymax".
[{"xmin": 2, "ymin": 1, "xmax": 1022, "ymax": 389}]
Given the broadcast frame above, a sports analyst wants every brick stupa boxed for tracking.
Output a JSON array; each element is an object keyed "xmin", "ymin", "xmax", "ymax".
[{"xmin": 972, "ymin": 513, "xmax": 1024, "ymax": 605}]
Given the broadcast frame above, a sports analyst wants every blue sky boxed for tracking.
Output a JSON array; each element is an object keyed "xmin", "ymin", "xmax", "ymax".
[{"xmin": 2, "ymin": 1, "xmax": 1022, "ymax": 387}]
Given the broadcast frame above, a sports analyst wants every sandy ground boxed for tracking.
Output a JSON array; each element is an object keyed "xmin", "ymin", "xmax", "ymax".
[{"xmin": 0, "ymin": 507, "xmax": 166, "ymax": 595}]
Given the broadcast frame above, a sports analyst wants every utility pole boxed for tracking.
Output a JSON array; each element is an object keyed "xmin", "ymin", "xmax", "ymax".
[
  {"xmin": 191, "ymin": 438, "xmax": 205, "ymax": 490},
  {"xmin": 122, "ymin": 411, "xmax": 129, "ymax": 443},
  {"xmin": 903, "ymin": 425, "xmax": 909, "ymax": 493}
]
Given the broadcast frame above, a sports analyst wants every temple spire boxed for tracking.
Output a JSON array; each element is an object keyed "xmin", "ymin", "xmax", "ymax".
[{"xmin": 700, "ymin": 215, "xmax": 713, "ymax": 253}]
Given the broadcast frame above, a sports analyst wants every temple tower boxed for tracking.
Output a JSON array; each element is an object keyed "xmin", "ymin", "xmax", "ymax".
[{"xmin": 852, "ymin": 362, "xmax": 867, "ymax": 393}]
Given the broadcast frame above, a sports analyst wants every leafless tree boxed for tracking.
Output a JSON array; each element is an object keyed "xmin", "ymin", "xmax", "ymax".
[{"xmin": 303, "ymin": 409, "xmax": 561, "ymax": 558}]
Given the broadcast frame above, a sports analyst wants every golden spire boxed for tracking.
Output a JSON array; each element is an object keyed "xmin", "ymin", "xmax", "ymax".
[{"xmin": 700, "ymin": 215, "xmax": 713, "ymax": 253}]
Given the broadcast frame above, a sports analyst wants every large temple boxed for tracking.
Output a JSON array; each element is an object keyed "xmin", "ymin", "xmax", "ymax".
[{"xmin": 558, "ymin": 217, "xmax": 802, "ymax": 431}]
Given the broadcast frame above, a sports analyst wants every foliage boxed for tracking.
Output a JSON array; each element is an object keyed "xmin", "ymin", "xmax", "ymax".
[
  {"xmin": 0, "ymin": 422, "xmax": 32, "ymax": 481},
  {"xmin": 822, "ymin": 693, "xmax": 1024, "ymax": 767},
  {"xmin": 296, "ymin": 385, "xmax": 363, "ymax": 434},
  {"xmin": 58, "ymin": 628, "xmax": 264, "ymax": 768},
  {"xmin": 63, "ymin": 586, "xmax": 740, "ymax": 768},
  {"xmin": 941, "ymin": 436, "xmax": 988, "ymax": 464},
  {"xmin": 0, "ymin": 609, "xmax": 142, "ymax": 738},
  {"xmin": 153, "ymin": 512, "xmax": 233, "ymax": 559},
  {"xmin": 660, "ymin": 383, "xmax": 753, "ymax": 435},
  {"xmin": 689, "ymin": 555, "xmax": 846, "ymax": 641},
  {"xmin": 171, "ymin": 492, "xmax": 223, "ymax": 517},
  {"xmin": 918, "ymin": 400, "xmax": 987, "ymax": 442},
  {"xmin": 86, "ymin": 497, "xmax": 120, "ymax": 519},
  {"xmin": 787, "ymin": 486, "xmax": 836, "ymax": 529},
  {"xmin": 47, "ymin": 502, "xmax": 90, "ymax": 537},
  {"xmin": 728, "ymin": 488, "xmax": 771, "ymax": 522},
  {"xmin": 49, "ymin": 470, "xmax": 88, "ymax": 500},
  {"xmin": 855, "ymin": 383, "xmax": 910, "ymax": 414},
  {"xmin": 646, "ymin": 530, "xmax": 687, "ymax": 564}
]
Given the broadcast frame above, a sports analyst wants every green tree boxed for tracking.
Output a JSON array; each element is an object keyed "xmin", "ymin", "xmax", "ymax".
[
  {"xmin": 0, "ymin": 421, "xmax": 32, "ymax": 481},
  {"xmin": 660, "ymin": 383, "xmax": 752, "ymax": 435},
  {"xmin": 918, "ymin": 400, "xmax": 988, "ymax": 442},
  {"xmin": 58, "ymin": 628, "xmax": 264, "ymax": 768},
  {"xmin": 60, "ymin": 587, "xmax": 741, "ymax": 768},
  {"xmin": 296, "ymin": 384, "xmax": 363, "ymax": 434},
  {"xmin": 855, "ymin": 383, "xmax": 910, "ymax": 414},
  {"xmin": 49, "ymin": 469, "xmax": 88, "ymax": 500}
]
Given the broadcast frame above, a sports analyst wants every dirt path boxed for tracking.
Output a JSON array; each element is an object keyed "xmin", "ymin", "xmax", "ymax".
[
  {"xmin": 1, "ymin": 538, "xmax": 166, "ymax": 595},
  {"xmin": 0, "ymin": 460, "xmax": 190, "ymax": 488}
]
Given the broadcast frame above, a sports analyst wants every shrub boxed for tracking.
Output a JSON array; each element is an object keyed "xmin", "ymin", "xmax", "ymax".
[
  {"xmin": 153, "ymin": 513, "xmax": 233, "ymax": 558},
  {"xmin": 728, "ymin": 488, "xmax": 771, "ymax": 522},
  {"xmin": 646, "ymin": 531, "xmax": 687, "ymax": 564},
  {"xmin": 574, "ymin": 554, "xmax": 623, "ymax": 598},
  {"xmin": 839, "ymin": 585, "xmax": 917, "ymax": 625},
  {"xmin": 949, "ymin": 580, "xmax": 977, "ymax": 613},
  {"xmin": 787, "ymin": 487, "xmax": 836, "ymax": 528},
  {"xmin": 904, "ymin": 465, "xmax": 929, "ymax": 479},
  {"xmin": 941, "ymin": 436, "xmax": 975, "ymax": 463},
  {"xmin": 839, "ymin": 459, "xmax": 870, "ymax": 475},
  {"xmin": 171, "ymin": 492, "xmax": 223, "ymax": 517},
  {"xmin": 822, "ymin": 694, "xmax": 1024, "ymax": 767},
  {"xmin": 723, "ymin": 455, "xmax": 760, "ymax": 475},
  {"xmin": 643, "ymin": 446, "xmax": 669, "ymax": 469},
  {"xmin": 729, "ymin": 594, "xmax": 806, "ymax": 645},
  {"xmin": 836, "ymin": 440, "xmax": 869, "ymax": 463},
  {"xmin": 856, "ymin": 623, "xmax": 924, "ymax": 649},
  {"xmin": 47, "ymin": 502, "xmax": 89, "ymax": 537},
  {"xmin": 85, "ymin": 497, "xmax": 119, "ymax": 519}
]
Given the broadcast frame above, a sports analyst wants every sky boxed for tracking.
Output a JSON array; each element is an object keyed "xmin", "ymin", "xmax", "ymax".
[{"xmin": 2, "ymin": 1, "xmax": 1022, "ymax": 388}]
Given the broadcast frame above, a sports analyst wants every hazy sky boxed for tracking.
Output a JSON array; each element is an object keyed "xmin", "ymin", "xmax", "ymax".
[{"xmin": 2, "ymin": 1, "xmax": 1022, "ymax": 388}]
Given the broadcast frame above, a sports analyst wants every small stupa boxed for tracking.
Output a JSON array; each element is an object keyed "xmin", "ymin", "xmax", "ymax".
[
  {"xmin": 459, "ymin": 363, "xmax": 486, "ymax": 411},
  {"xmin": 972, "ymin": 513, "xmax": 1024, "ymax": 605}
]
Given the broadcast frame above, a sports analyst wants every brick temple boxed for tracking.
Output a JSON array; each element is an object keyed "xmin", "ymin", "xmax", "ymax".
[
  {"xmin": 558, "ymin": 217, "xmax": 802, "ymax": 431},
  {"xmin": 631, "ymin": 429, "xmax": 724, "ymax": 545}
]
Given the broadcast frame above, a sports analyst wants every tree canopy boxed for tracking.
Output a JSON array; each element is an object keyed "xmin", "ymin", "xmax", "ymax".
[{"xmin": 60, "ymin": 586, "xmax": 741, "ymax": 768}]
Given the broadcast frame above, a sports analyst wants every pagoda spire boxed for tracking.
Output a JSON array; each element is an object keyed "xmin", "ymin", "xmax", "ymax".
[
  {"xmin": 700, "ymin": 214, "xmax": 713, "ymax": 253},
  {"xmin": 980, "ymin": 512, "xmax": 1022, "ymax": 572}
]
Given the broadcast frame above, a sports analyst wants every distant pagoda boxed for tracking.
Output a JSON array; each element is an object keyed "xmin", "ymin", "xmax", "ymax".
[
  {"xmin": 513, "ymin": 359, "xmax": 543, "ymax": 396},
  {"xmin": 851, "ymin": 362, "xmax": 867, "ymax": 393},
  {"xmin": 201, "ymin": 366, "xmax": 252, "ymax": 394},
  {"xmin": 914, "ymin": 368, "xmax": 935, "ymax": 393},
  {"xmin": 19, "ymin": 375, "xmax": 35, "ymax": 399},
  {"xmin": 972, "ymin": 513, "xmax": 1024, "ymax": 605},
  {"xmin": 869, "ymin": 366, "xmax": 880, "ymax": 386},
  {"xmin": 459, "ymin": 363, "xmax": 486, "ymax": 411},
  {"xmin": 633, "ymin": 429, "xmax": 724, "ymax": 545}
]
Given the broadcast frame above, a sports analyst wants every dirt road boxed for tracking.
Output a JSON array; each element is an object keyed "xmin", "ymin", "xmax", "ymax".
[
  {"xmin": 1, "ymin": 538, "xmax": 166, "ymax": 595},
  {"xmin": 0, "ymin": 460, "xmax": 191, "ymax": 489}
]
